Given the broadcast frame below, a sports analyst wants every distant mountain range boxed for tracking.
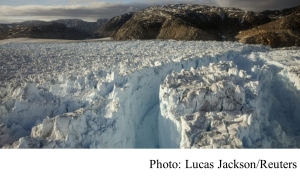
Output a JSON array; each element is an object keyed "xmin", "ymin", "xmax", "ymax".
[
  {"xmin": 0, "ymin": 4, "xmax": 299, "ymax": 47},
  {"xmin": 0, "ymin": 19, "xmax": 109, "ymax": 40}
]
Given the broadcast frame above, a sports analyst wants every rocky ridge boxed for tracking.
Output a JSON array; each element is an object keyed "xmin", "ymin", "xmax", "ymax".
[
  {"xmin": 97, "ymin": 4, "xmax": 300, "ymax": 47},
  {"xmin": 0, "ymin": 19, "xmax": 109, "ymax": 40},
  {"xmin": 236, "ymin": 13, "xmax": 300, "ymax": 47},
  {"xmin": 1, "ymin": 4, "xmax": 300, "ymax": 46},
  {"xmin": 110, "ymin": 4, "xmax": 271, "ymax": 41},
  {"xmin": 96, "ymin": 13, "xmax": 134, "ymax": 38}
]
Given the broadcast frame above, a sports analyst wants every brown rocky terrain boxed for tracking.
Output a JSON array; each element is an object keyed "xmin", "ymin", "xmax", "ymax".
[
  {"xmin": 100, "ymin": 4, "xmax": 272, "ymax": 41},
  {"xmin": 97, "ymin": 4, "xmax": 300, "ymax": 48},
  {"xmin": 236, "ymin": 13, "xmax": 300, "ymax": 47},
  {"xmin": 113, "ymin": 10, "xmax": 218, "ymax": 40},
  {"xmin": 97, "ymin": 13, "xmax": 134, "ymax": 38},
  {"xmin": 1, "ymin": 4, "xmax": 300, "ymax": 47}
]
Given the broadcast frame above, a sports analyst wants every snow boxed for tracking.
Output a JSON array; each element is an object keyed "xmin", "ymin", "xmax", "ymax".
[
  {"xmin": 0, "ymin": 39, "xmax": 299, "ymax": 148},
  {"xmin": 158, "ymin": 61, "xmax": 296, "ymax": 148},
  {"xmin": 0, "ymin": 37, "xmax": 112, "ymax": 45}
]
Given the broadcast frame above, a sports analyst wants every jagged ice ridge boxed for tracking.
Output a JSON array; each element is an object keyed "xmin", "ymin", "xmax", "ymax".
[{"xmin": 0, "ymin": 40, "xmax": 299, "ymax": 148}]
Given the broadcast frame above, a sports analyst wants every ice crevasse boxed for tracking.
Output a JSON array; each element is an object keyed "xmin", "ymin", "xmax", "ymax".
[{"xmin": 0, "ymin": 40, "xmax": 299, "ymax": 148}]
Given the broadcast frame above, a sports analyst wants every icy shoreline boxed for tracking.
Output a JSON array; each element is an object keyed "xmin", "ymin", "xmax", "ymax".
[{"xmin": 0, "ymin": 40, "xmax": 299, "ymax": 148}]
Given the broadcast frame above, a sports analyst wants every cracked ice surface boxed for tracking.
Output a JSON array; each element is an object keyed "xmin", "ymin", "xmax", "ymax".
[
  {"xmin": 0, "ymin": 40, "xmax": 299, "ymax": 148},
  {"xmin": 159, "ymin": 62, "xmax": 296, "ymax": 148}
]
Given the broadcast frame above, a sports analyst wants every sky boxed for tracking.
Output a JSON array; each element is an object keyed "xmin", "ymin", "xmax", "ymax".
[{"xmin": 0, "ymin": 0, "xmax": 299, "ymax": 23}]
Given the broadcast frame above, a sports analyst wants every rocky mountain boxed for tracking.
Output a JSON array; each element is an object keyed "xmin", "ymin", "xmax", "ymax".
[
  {"xmin": 98, "ymin": 4, "xmax": 300, "ymax": 47},
  {"xmin": 1, "ymin": 4, "xmax": 300, "ymax": 47},
  {"xmin": 236, "ymin": 12, "xmax": 300, "ymax": 47},
  {"xmin": 53, "ymin": 19, "xmax": 108, "ymax": 37},
  {"xmin": 96, "ymin": 12, "xmax": 134, "ymax": 38},
  {"xmin": 0, "ymin": 22, "xmax": 92, "ymax": 40},
  {"xmin": 0, "ymin": 24, "xmax": 12, "ymax": 34},
  {"xmin": 0, "ymin": 21, "xmax": 43, "ymax": 37},
  {"xmin": 0, "ymin": 19, "xmax": 108, "ymax": 40},
  {"xmin": 100, "ymin": 4, "xmax": 271, "ymax": 41},
  {"xmin": 259, "ymin": 5, "xmax": 300, "ymax": 20}
]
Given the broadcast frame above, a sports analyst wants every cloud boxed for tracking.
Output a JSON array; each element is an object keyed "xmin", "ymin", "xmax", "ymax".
[
  {"xmin": 214, "ymin": 0, "xmax": 299, "ymax": 11},
  {"xmin": 130, "ymin": 0, "xmax": 299, "ymax": 10},
  {"xmin": 0, "ymin": 2, "xmax": 146, "ymax": 23},
  {"xmin": 0, "ymin": 0, "xmax": 299, "ymax": 23}
]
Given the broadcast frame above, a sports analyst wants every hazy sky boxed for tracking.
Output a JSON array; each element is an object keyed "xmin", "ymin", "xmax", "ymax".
[{"xmin": 0, "ymin": 0, "xmax": 299, "ymax": 23}]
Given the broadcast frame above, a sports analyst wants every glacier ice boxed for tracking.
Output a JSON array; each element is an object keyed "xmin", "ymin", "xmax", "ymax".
[
  {"xmin": 0, "ymin": 40, "xmax": 299, "ymax": 148},
  {"xmin": 158, "ymin": 61, "xmax": 297, "ymax": 148}
]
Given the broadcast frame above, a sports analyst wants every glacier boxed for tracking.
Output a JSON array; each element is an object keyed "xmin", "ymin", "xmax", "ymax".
[{"xmin": 0, "ymin": 40, "xmax": 299, "ymax": 148}]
